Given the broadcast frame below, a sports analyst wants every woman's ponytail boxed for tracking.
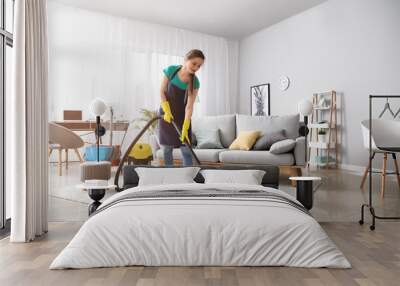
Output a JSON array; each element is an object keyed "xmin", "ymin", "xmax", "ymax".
[{"xmin": 184, "ymin": 49, "xmax": 205, "ymax": 94}]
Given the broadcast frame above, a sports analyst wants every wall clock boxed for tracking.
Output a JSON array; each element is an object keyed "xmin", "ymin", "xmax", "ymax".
[{"xmin": 279, "ymin": 76, "xmax": 290, "ymax": 91}]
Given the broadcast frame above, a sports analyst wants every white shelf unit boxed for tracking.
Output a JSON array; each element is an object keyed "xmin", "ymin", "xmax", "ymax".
[
  {"xmin": 308, "ymin": 123, "xmax": 330, "ymax": 129},
  {"xmin": 308, "ymin": 91, "xmax": 338, "ymax": 168},
  {"xmin": 308, "ymin": 142, "xmax": 336, "ymax": 149},
  {"xmin": 313, "ymin": 106, "xmax": 331, "ymax": 111}
]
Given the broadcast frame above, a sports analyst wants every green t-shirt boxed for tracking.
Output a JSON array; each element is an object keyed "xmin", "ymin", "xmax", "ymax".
[{"xmin": 163, "ymin": 65, "xmax": 200, "ymax": 90}]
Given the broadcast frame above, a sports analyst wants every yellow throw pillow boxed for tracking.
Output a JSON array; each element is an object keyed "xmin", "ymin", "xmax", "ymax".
[{"xmin": 229, "ymin": 131, "xmax": 261, "ymax": 151}]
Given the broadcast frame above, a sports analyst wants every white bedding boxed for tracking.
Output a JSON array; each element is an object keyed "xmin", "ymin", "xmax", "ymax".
[{"xmin": 50, "ymin": 183, "xmax": 350, "ymax": 269}]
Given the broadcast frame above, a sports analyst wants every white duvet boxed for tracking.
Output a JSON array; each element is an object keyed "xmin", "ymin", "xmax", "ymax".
[{"xmin": 50, "ymin": 183, "xmax": 350, "ymax": 269}]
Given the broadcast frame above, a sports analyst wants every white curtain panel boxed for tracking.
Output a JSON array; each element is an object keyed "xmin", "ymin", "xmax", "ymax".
[
  {"xmin": 47, "ymin": 2, "xmax": 239, "ymax": 123},
  {"xmin": 10, "ymin": 0, "xmax": 49, "ymax": 242}
]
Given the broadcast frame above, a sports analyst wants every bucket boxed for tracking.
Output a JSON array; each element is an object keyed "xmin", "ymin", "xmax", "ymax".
[{"xmin": 84, "ymin": 145, "xmax": 113, "ymax": 161}]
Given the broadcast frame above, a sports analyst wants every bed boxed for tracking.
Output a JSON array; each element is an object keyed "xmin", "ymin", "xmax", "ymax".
[{"xmin": 50, "ymin": 165, "xmax": 350, "ymax": 269}]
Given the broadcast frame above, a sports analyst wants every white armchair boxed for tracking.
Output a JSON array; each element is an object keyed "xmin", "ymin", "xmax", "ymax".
[{"xmin": 360, "ymin": 119, "xmax": 400, "ymax": 198}]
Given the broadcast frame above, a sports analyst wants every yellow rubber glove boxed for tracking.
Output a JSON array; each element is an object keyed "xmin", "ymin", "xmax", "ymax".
[
  {"xmin": 180, "ymin": 118, "xmax": 191, "ymax": 144},
  {"xmin": 161, "ymin": 101, "xmax": 173, "ymax": 123}
]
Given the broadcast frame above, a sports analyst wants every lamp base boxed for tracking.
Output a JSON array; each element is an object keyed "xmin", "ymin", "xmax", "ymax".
[
  {"xmin": 298, "ymin": 125, "xmax": 309, "ymax": 136},
  {"xmin": 88, "ymin": 188, "xmax": 106, "ymax": 215}
]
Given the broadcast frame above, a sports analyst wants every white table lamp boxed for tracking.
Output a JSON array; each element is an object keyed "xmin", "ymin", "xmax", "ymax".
[
  {"xmin": 298, "ymin": 99, "xmax": 313, "ymax": 118},
  {"xmin": 89, "ymin": 98, "xmax": 107, "ymax": 117}
]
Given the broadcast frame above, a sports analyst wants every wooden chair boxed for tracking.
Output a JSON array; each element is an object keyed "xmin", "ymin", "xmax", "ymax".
[
  {"xmin": 48, "ymin": 122, "xmax": 84, "ymax": 176},
  {"xmin": 360, "ymin": 119, "xmax": 400, "ymax": 198}
]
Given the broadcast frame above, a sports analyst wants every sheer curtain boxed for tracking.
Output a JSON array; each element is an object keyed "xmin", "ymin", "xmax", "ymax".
[
  {"xmin": 10, "ymin": 0, "xmax": 49, "ymax": 242},
  {"xmin": 47, "ymin": 2, "xmax": 239, "ymax": 125}
]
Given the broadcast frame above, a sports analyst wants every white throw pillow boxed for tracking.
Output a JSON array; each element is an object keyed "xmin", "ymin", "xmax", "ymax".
[
  {"xmin": 269, "ymin": 139, "xmax": 296, "ymax": 154},
  {"xmin": 200, "ymin": 169, "xmax": 266, "ymax": 185},
  {"xmin": 194, "ymin": 129, "xmax": 224, "ymax": 149},
  {"xmin": 135, "ymin": 167, "xmax": 201, "ymax": 186}
]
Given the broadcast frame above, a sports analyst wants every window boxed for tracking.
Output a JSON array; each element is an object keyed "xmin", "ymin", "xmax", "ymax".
[
  {"xmin": 5, "ymin": 0, "xmax": 13, "ymax": 33},
  {"xmin": 1, "ymin": 0, "xmax": 14, "ymax": 232}
]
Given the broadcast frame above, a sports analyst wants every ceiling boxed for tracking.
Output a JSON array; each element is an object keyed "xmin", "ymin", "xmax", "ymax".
[{"xmin": 51, "ymin": 0, "xmax": 327, "ymax": 39}]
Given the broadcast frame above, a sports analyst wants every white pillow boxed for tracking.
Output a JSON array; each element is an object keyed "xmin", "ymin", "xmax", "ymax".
[
  {"xmin": 135, "ymin": 167, "xmax": 201, "ymax": 186},
  {"xmin": 269, "ymin": 139, "xmax": 296, "ymax": 154},
  {"xmin": 200, "ymin": 169, "xmax": 266, "ymax": 185}
]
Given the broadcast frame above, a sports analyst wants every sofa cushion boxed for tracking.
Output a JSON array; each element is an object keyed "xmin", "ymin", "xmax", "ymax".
[
  {"xmin": 253, "ymin": 129, "xmax": 286, "ymax": 150},
  {"xmin": 219, "ymin": 150, "xmax": 294, "ymax": 165},
  {"xmin": 270, "ymin": 139, "xmax": 296, "ymax": 154},
  {"xmin": 194, "ymin": 129, "xmax": 224, "ymax": 149},
  {"xmin": 192, "ymin": 114, "xmax": 236, "ymax": 148},
  {"xmin": 229, "ymin": 131, "xmax": 261, "ymax": 151},
  {"xmin": 156, "ymin": 148, "xmax": 227, "ymax": 163},
  {"xmin": 236, "ymin": 114, "xmax": 300, "ymax": 139}
]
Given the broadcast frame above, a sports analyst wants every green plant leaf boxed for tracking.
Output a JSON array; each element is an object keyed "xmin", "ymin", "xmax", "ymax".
[{"xmin": 131, "ymin": 108, "xmax": 159, "ymax": 135}]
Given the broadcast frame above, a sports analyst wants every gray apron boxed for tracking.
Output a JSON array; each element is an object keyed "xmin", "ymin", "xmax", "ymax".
[{"xmin": 159, "ymin": 66, "xmax": 192, "ymax": 147}]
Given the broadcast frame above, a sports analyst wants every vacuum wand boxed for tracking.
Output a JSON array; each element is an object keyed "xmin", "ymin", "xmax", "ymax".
[{"xmin": 170, "ymin": 120, "xmax": 201, "ymax": 165}]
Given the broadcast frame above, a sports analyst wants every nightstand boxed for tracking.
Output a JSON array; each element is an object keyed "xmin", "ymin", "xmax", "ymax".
[
  {"xmin": 77, "ymin": 180, "xmax": 116, "ymax": 215},
  {"xmin": 289, "ymin": 176, "xmax": 321, "ymax": 210}
]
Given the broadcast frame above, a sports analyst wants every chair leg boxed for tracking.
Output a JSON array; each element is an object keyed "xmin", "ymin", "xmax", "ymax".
[
  {"xmin": 74, "ymin": 148, "xmax": 83, "ymax": 163},
  {"xmin": 392, "ymin": 153, "xmax": 400, "ymax": 189},
  {"xmin": 380, "ymin": 153, "xmax": 388, "ymax": 198},
  {"xmin": 58, "ymin": 148, "xmax": 62, "ymax": 176},
  {"xmin": 360, "ymin": 152, "xmax": 375, "ymax": 190},
  {"xmin": 360, "ymin": 166, "xmax": 369, "ymax": 190},
  {"xmin": 65, "ymin": 149, "xmax": 69, "ymax": 170}
]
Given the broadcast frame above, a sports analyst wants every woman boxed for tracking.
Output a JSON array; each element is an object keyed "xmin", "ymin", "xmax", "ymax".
[{"xmin": 159, "ymin": 49, "xmax": 205, "ymax": 166}]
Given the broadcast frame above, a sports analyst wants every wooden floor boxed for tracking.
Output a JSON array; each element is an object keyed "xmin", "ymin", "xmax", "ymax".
[{"xmin": 1, "ymin": 221, "xmax": 400, "ymax": 286}]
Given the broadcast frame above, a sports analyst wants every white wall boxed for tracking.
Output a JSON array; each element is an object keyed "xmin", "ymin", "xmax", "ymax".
[
  {"xmin": 239, "ymin": 0, "xmax": 400, "ymax": 167},
  {"xmin": 47, "ymin": 1, "xmax": 239, "ymax": 161},
  {"xmin": 48, "ymin": 2, "xmax": 239, "ymax": 123}
]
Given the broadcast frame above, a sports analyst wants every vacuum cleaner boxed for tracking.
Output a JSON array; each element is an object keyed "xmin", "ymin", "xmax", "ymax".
[{"xmin": 113, "ymin": 116, "xmax": 201, "ymax": 191}]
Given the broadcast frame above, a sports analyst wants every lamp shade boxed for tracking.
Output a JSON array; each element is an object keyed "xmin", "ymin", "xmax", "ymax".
[
  {"xmin": 89, "ymin": 98, "xmax": 107, "ymax": 117},
  {"xmin": 297, "ymin": 99, "xmax": 313, "ymax": 116}
]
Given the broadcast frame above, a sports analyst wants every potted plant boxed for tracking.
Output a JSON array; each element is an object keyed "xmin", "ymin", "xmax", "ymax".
[
  {"xmin": 131, "ymin": 108, "xmax": 159, "ymax": 135},
  {"xmin": 318, "ymin": 129, "xmax": 327, "ymax": 143}
]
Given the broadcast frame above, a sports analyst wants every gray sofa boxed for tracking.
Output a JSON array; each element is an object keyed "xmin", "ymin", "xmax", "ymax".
[{"xmin": 150, "ymin": 114, "xmax": 305, "ymax": 169}]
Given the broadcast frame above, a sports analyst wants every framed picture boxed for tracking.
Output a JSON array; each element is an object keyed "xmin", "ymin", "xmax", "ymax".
[{"xmin": 250, "ymin": 83, "xmax": 270, "ymax": 116}]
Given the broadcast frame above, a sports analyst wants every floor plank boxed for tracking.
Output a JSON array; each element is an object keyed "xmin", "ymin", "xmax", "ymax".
[{"xmin": 1, "ymin": 222, "xmax": 399, "ymax": 285}]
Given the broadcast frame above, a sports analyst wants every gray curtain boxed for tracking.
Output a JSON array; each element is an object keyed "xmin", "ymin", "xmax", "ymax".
[{"xmin": 10, "ymin": 0, "xmax": 48, "ymax": 242}]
